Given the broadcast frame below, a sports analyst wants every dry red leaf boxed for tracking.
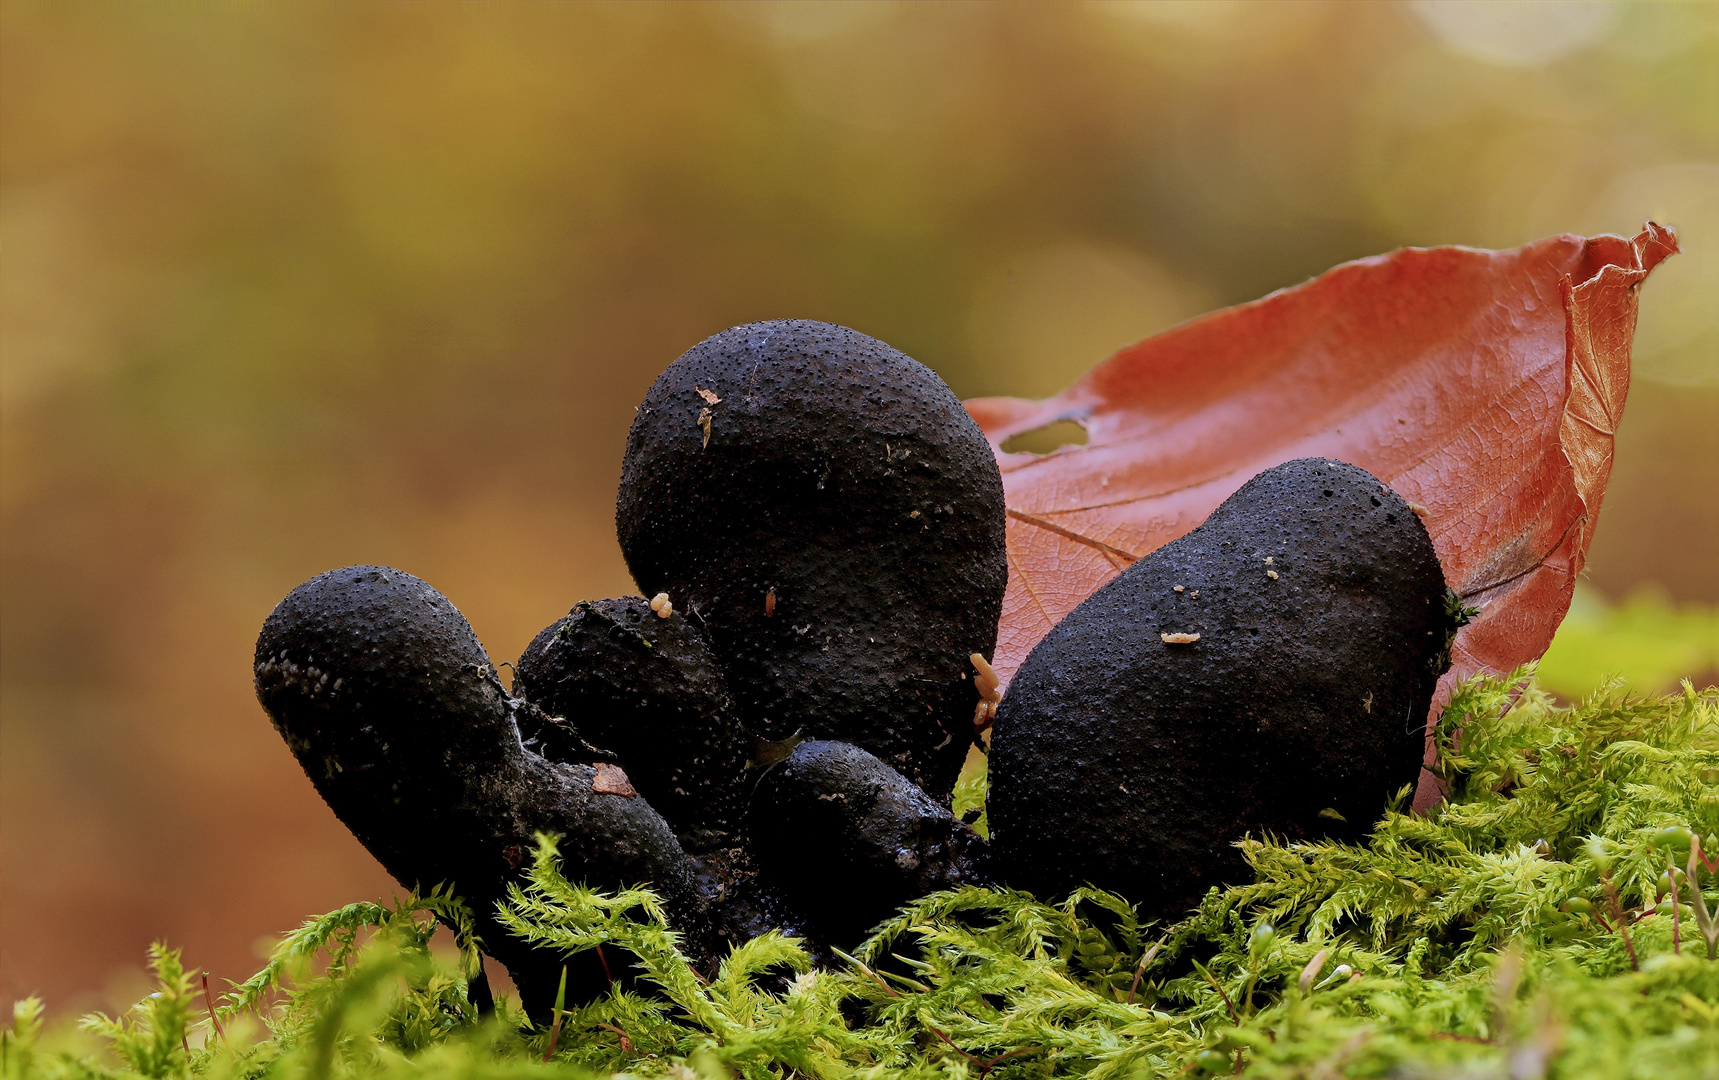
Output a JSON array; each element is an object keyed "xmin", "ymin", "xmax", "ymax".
[{"xmin": 966, "ymin": 223, "xmax": 1677, "ymax": 806}]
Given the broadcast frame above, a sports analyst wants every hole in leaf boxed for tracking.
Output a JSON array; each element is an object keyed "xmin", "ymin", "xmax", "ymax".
[{"xmin": 1001, "ymin": 419, "xmax": 1088, "ymax": 455}]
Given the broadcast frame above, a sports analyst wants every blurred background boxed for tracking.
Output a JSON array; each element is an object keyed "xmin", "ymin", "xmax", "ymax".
[{"xmin": 3, "ymin": 0, "xmax": 1716, "ymax": 1012}]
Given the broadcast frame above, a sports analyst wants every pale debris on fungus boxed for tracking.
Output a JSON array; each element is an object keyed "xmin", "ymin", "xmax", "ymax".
[
  {"xmin": 1160, "ymin": 632, "xmax": 1201, "ymax": 644},
  {"xmin": 697, "ymin": 407, "xmax": 714, "ymax": 449},
  {"xmin": 650, "ymin": 592, "xmax": 674, "ymax": 618},
  {"xmin": 592, "ymin": 762, "xmax": 638, "ymax": 797},
  {"xmin": 695, "ymin": 387, "xmax": 722, "ymax": 406}
]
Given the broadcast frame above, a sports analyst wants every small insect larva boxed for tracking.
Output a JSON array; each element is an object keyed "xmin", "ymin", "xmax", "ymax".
[
  {"xmin": 973, "ymin": 699, "xmax": 999, "ymax": 729},
  {"xmin": 1160, "ymin": 632, "xmax": 1201, "ymax": 644},
  {"xmin": 1267, "ymin": 570, "xmax": 1279, "ymax": 580},
  {"xmin": 1408, "ymin": 503, "xmax": 1430, "ymax": 518},
  {"xmin": 970, "ymin": 652, "xmax": 1003, "ymax": 731},
  {"xmin": 649, "ymin": 592, "xmax": 673, "ymax": 618},
  {"xmin": 764, "ymin": 588, "xmax": 776, "ymax": 617},
  {"xmin": 1173, "ymin": 584, "xmax": 1185, "ymax": 592},
  {"xmin": 970, "ymin": 652, "xmax": 1001, "ymax": 695}
]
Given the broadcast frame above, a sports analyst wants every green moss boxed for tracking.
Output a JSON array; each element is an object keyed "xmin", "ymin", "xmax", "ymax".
[
  {"xmin": 10, "ymin": 672, "xmax": 1719, "ymax": 1080},
  {"xmin": 950, "ymin": 752, "xmax": 988, "ymax": 841}
]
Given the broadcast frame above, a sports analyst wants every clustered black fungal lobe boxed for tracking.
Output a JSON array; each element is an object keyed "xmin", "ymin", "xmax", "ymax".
[
  {"xmin": 616, "ymin": 320, "xmax": 1007, "ymax": 802},
  {"xmin": 748, "ymin": 740, "xmax": 986, "ymax": 945},
  {"xmin": 254, "ymin": 325, "xmax": 1456, "ymax": 1021},
  {"xmin": 256, "ymin": 322, "xmax": 1006, "ymax": 1017},
  {"xmin": 254, "ymin": 566, "xmax": 696, "ymax": 1016},
  {"xmin": 513, "ymin": 597, "xmax": 750, "ymax": 855},
  {"xmin": 988, "ymin": 458, "xmax": 1456, "ymax": 920}
]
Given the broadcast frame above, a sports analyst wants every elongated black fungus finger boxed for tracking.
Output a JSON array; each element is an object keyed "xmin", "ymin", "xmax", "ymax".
[
  {"xmin": 747, "ymin": 740, "xmax": 987, "ymax": 947},
  {"xmin": 989, "ymin": 459, "xmax": 1457, "ymax": 920},
  {"xmin": 513, "ymin": 597, "xmax": 751, "ymax": 855},
  {"xmin": 616, "ymin": 320, "xmax": 1007, "ymax": 801},
  {"xmin": 254, "ymin": 565, "xmax": 697, "ymax": 1020}
]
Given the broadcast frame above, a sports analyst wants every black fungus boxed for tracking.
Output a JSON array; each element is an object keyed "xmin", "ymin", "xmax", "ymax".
[
  {"xmin": 615, "ymin": 320, "xmax": 1007, "ymax": 801},
  {"xmin": 254, "ymin": 566, "xmax": 697, "ymax": 1019},
  {"xmin": 513, "ymin": 597, "xmax": 751, "ymax": 855},
  {"xmin": 747, "ymin": 740, "xmax": 987, "ymax": 946},
  {"xmin": 988, "ymin": 459, "xmax": 1456, "ymax": 919}
]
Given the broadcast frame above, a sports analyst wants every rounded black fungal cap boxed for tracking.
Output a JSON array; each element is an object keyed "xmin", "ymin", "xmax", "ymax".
[
  {"xmin": 747, "ymin": 739, "xmax": 986, "ymax": 946},
  {"xmin": 988, "ymin": 459, "xmax": 1455, "ymax": 918},
  {"xmin": 616, "ymin": 320, "xmax": 1007, "ymax": 800},
  {"xmin": 255, "ymin": 566, "xmax": 697, "ymax": 1018},
  {"xmin": 513, "ymin": 597, "xmax": 751, "ymax": 854}
]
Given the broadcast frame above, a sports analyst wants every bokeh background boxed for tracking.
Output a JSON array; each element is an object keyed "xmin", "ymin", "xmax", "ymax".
[{"xmin": 4, "ymin": 0, "xmax": 1716, "ymax": 1012}]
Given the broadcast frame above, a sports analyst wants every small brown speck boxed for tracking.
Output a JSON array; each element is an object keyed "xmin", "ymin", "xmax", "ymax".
[
  {"xmin": 592, "ymin": 763, "xmax": 638, "ymax": 797},
  {"xmin": 764, "ymin": 588, "xmax": 776, "ymax": 617},
  {"xmin": 695, "ymin": 387, "xmax": 722, "ymax": 405},
  {"xmin": 1161, "ymin": 632, "xmax": 1201, "ymax": 644},
  {"xmin": 503, "ymin": 844, "xmax": 527, "ymax": 869}
]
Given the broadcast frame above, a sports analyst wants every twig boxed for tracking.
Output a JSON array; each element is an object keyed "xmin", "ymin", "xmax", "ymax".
[
  {"xmin": 1599, "ymin": 865, "xmax": 1639, "ymax": 970},
  {"xmin": 880, "ymin": 968, "xmax": 932, "ymax": 994},
  {"xmin": 1191, "ymin": 959, "xmax": 1240, "ymax": 1025},
  {"xmin": 928, "ymin": 1027, "xmax": 985, "ymax": 1071},
  {"xmin": 1683, "ymin": 835, "xmax": 1719, "ymax": 960},
  {"xmin": 1298, "ymin": 948, "xmax": 1331, "ymax": 997},
  {"xmin": 542, "ymin": 966, "xmax": 568, "ymax": 1062},
  {"xmin": 1126, "ymin": 941, "xmax": 1163, "ymax": 1006},
  {"xmin": 1699, "ymin": 840, "xmax": 1719, "ymax": 876},
  {"xmin": 832, "ymin": 948, "xmax": 899, "ymax": 998},
  {"xmin": 927, "ymin": 1027, "xmax": 1040, "ymax": 1077},
  {"xmin": 201, "ymin": 972, "xmax": 225, "ymax": 1044},
  {"xmin": 983, "ymin": 1047, "xmax": 1043, "ymax": 1070},
  {"xmin": 595, "ymin": 1023, "xmax": 633, "ymax": 1053},
  {"xmin": 595, "ymin": 944, "xmax": 614, "ymax": 987},
  {"xmin": 1670, "ymin": 854, "xmax": 1683, "ymax": 955}
]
